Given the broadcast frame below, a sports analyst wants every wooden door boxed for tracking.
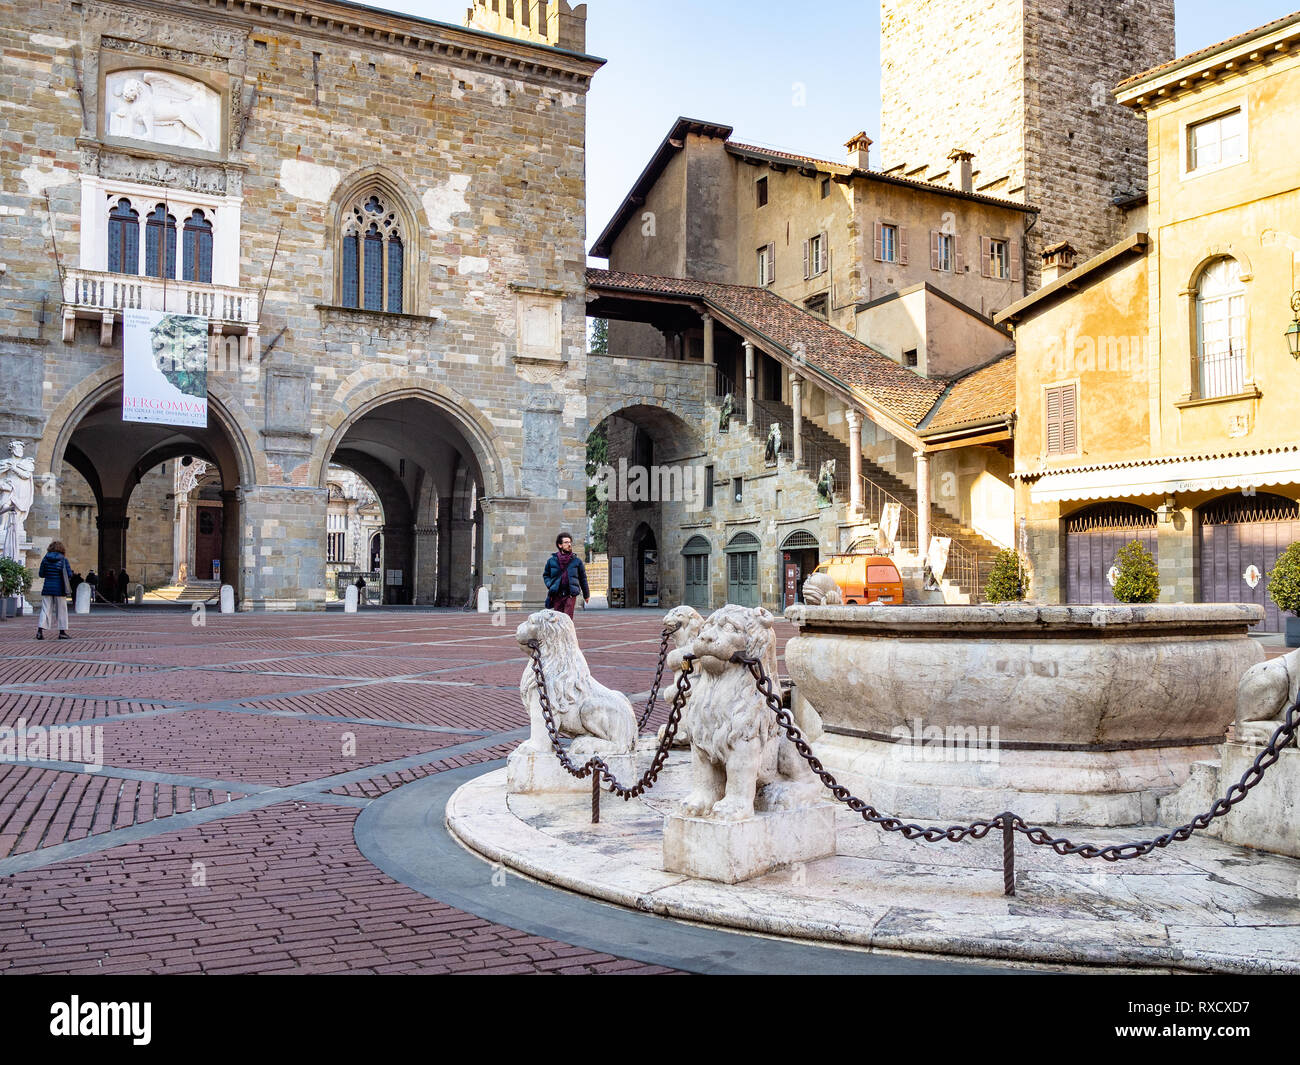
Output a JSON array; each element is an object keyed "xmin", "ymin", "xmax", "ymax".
[
  {"xmin": 194, "ymin": 506, "xmax": 223, "ymax": 582},
  {"xmin": 1064, "ymin": 504, "xmax": 1157, "ymax": 605}
]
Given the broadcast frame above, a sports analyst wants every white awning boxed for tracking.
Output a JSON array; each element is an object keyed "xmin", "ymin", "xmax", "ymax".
[{"xmin": 1028, "ymin": 451, "xmax": 1300, "ymax": 503}]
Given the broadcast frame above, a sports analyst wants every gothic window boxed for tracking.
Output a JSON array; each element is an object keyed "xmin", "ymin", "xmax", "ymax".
[
  {"xmin": 182, "ymin": 209, "xmax": 213, "ymax": 283},
  {"xmin": 1195, "ymin": 257, "xmax": 1247, "ymax": 398},
  {"xmin": 108, "ymin": 197, "xmax": 139, "ymax": 275},
  {"xmin": 341, "ymin": 193, "xmax": 405, "ymax": 313},
  {"xmin": 145, "ymin": 204, "xmax": 177, "ymax": 279}
]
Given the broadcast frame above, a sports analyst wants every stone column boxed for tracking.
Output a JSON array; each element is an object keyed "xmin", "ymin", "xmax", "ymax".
[
  {"xmin": 173, "ymin": 498, "xmax": 190, "ymax": 583},
  {"xmin": 436, "ymin": 496, "xmax": 453, "ymax": 606},
  {"xmin": 701, "ymin": 313, "xmax": 714, "ymax": 365},
  {"xmin": 448, "ymin": 518, "xmax": 476, "ymax": 606},
  {"xmin": 915, "ymin": 450, "xmax": 931, "ymax": 558},
  {"xmin": 96, "ymin": 498, "xmax": 129, "ymax": 575},
  {"xmin": 220, "ymin": 490, "xmax": 240, "ymax": 600},
  {"xmin": 790, "ymin": 372, "xmax": 804, "ymax": 467},
  {"xmin": 845, "ymin": 410, "xmax": 863, "ymax": 514},
  {"xmin": 382, "ymin": 523, "xmax": 414, "ymax": 605},
  {"xmin": 743, "ymin": 340, "xmax": 755, "ymax": 424},
  {"xmin": 412, "ymin": 525, "xmax": 438, "ymax": 604}
]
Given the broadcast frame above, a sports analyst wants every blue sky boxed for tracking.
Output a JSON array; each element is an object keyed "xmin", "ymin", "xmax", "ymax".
[{"xmin": 377, "ymin": 2, "xmax": 1299, "ymax": 251}]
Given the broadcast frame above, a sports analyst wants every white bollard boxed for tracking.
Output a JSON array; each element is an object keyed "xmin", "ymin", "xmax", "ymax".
[
  {"xmin": 344, "ymin": 585, "xmax": 358, "ymax": 613},
  {"xmin": 220, "ymin": 585, "xmax": 235, "ymax": 613},
  {"xmin": 133, "ymin": 584, "xmax": 144, "ymax": 605},
  {"xmin": 476, "ymin": 586, "xmax": 490, "ymax": 613},
  {"xmin": 75, "ymin": 584, "xmax": 91, "ymax": 614}
]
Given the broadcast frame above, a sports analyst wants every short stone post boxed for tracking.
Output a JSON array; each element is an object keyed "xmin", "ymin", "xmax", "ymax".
[
  {"xmin": 476, "ymin": 586, "xmax": 490, "ymax": 613},
  {"xmin": 219, "ymin": 585, "xmax": 235, "ymax": 613},
  {"xmin": 75, "ymin": 583, "xmax": 91, "ymax": 614},
  {"xmin": 133, "ymin": 584, "xmax": 144, "ymax": 605},
  {"xmin": 344, "ymin": 585, "xmax": 358, "ymax": 613}
]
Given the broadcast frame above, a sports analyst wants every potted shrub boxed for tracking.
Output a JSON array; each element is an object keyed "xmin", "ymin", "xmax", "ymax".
[
  {"xmin": 1111, "ymin": 540, "xmax": 1160, "ymax": 604},
  {"xmin": 0, "ymin": 556, "xmax": 33, "ymax": 619},
  {"xmin": 1267, "ymin": 541, "xmax": 1300, "ymax": 647},
  {"xmin": 984, "ymin": 548, "xmax": 1029, "ymax": 603}
]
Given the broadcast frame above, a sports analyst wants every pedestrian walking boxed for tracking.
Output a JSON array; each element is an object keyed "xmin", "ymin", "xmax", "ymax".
[
  {"xmin": 542, "ymin": 532, "xmax": 589, "ymax": 619},
  {"xmin": 117, "ymin": 568, "xmax": 131, "ymax": 604},
  {"xmin": 354, "ymin": 575, "xmax": 366, "ymax": 608},
  {"xmin": 36, "ymin": 540, "xmax": 73, "ymax": 640}
]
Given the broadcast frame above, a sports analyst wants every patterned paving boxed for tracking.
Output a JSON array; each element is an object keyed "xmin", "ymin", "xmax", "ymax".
[{"xmin": 0, "ymin": 607, "xmax": 689, "ymax": 974}]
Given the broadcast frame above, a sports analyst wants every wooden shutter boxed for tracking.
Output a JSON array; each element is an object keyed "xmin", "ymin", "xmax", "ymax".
[
  {"xmin": 1046, "ymin": 386, "xmax": 1062, "ymax": 455},
  {"xmin": 930, "ymin": 229, "xmax": 941, "ymax": 270},
  {"xmin": 766, "ymin": 241, "xmax": 776, "ymax": 284},
  {"xmin": 1060, "ymin": 383, "xmax": 1077, "ymax": 453},
  {"xmin": 954, "ymin": 233, "xmax": 964, "ymax": 274},
  {"xmin": 899, "ymin": 226, "xmax": 909, "ymax": 266},
  {"xmin": 819, "ymin": 231, "xmax": 828, "ymax": 275},
  {"xmin": 1010, "ymin": 239, "xmax": 1023, "ymax": 283},
  {"xmin": 873, "ymin": 221, "xmax": 884, "ymax": 262},
  {"xmin": 803, "ymin": 239, "xmax": 810, "ymax": 280},
  {"xmin": 980, "ymin": 236, "xmax": 993, "ymax": 278}
]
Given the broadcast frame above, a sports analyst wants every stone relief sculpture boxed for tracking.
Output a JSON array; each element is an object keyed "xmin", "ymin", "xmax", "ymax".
[
  {"xmin": 678, "ymin": 605, "xmax": 819, "ymax": 821},
  {"xmin": 816, "ymin": 459, "xmax": 835, "ymax": 509},
  {"xmin": 107, "ymin": 71, "xmax": 219, "ymax": 151},
  {"xmin": 516, "ymin": 610, "xmax": 637, "ymax": 757},
  {"xmin": 0, "ymin": 441, "xmax": 35, "ymax": 559},
  {"xmin": 718, "ymin": 393, "xmax": 733, "ymax": 433},
  {"xmin": 801, "ymin": 572, "xmax": 843, "ymax": 606},
  {"xmin": 1234, "ymin": 647, "xmax": 1300, "ymax": 746},
  {"xmin": 656, "ymin": 604, "xmax": 704, "ymax": 748}
]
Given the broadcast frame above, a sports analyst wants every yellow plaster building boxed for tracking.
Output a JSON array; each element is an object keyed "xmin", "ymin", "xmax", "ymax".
[{"xmin": 998, "ymin": 13, "xmax": 1300, "ymax": 632}]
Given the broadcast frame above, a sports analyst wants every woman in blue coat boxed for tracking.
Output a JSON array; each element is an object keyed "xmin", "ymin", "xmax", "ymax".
[{"xmin": 36, "ymin": 540, "xmax": 73, "ymax": 640}]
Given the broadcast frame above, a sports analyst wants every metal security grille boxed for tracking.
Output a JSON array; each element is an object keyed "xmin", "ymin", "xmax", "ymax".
[
  {"xmin": 781, "ymin": 529, "xmax": 819, "ymax": 550},
  {"xmin": 1065, "ymin": 503, "xmax": 1158, "ymax": 605},
  {"xmin": 1200, "ymin": 493, "xmax": 1300, "ymax": 633}
]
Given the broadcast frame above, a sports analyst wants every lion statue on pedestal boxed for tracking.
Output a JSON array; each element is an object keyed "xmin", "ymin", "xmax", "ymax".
[
  {"xmin": 801, "ymin": 572, "xmax": 843, "ymax": 606},
  {"xmin": 517, "ymin": 610, "xmax": 637, "ymax": 757},
  {"xmin": 1235, "ymin": 646, "xmax": 1300, "ymax": 746},
  {"xmin": 678, "ymin": 604, "xmax": 820, "ymax": 821}
]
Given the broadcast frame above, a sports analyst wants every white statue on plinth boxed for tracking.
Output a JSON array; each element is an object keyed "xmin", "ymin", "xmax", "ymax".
[
  {"xmin": 678, "ymin": 605, "xmax": 819, "ymax": 821},
  {"xmin": 657, "ymin": 605, "xmax": 705, "ymax": 748},
  {"xmin": 0, "ymin": 440, "xmax": 35, "ymax": 560},
  {"xmin": 1235, "ymin": 647, "xmax": 1300, "ymax": 746}
]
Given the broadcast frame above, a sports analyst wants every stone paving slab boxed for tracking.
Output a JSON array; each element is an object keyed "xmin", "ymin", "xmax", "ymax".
[{"xmin": 447, "ymin": 756, "xmax": 1300, "ymax": 975}]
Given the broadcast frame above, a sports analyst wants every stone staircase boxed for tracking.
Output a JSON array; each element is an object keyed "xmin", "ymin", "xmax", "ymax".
[
  {"xmin": 142, "ymin": 580, "xmax": 221, "ymax": 603},
  {"xmin": 747, "ymin": 396, "xmax": 1003, "ymax": 600}
]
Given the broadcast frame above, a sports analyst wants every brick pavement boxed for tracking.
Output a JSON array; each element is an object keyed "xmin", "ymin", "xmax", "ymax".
[{"xmin": 0, "ymin": 607, "xmax": 706, "ymax": 974}]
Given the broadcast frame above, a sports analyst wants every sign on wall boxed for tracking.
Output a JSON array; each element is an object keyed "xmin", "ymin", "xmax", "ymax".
[
  {"xmin": 609, "ymin": 556, "xmax": 625, "ymax": 590},
  {"xmin": 122, "ymin": 309, "xmax": 208, "ymax": 428}
]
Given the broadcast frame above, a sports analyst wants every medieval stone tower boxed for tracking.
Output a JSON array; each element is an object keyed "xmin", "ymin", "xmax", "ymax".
[{"xmin": 880, "ymin": 0, "xmax": 1175, "ymax": 287}]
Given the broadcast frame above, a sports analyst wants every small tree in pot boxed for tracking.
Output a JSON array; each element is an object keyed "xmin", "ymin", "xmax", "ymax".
[
  {"xmin": 984, "ymin": 548, "xmax": 1029, "ymax": 603},
  {"xmin": 1267, "ymin": 541, "xmax": 1300, "ymax": 647},
  {"xmin": 0, "ymin": 557, "xmax": 32, "ymax": 619},
  {"xmin": 1111, "ymin": 540, "xmax": 1160, "ymax": 604}
]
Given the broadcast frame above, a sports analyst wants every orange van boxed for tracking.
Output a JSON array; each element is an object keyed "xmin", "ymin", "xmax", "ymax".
[{"xmin": 813, "ymin": 554, "xmax": 904, "ymax": 605}]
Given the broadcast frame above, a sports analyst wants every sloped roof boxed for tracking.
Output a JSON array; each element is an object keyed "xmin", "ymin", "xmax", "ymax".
[
  {"xmin": 1118, "ymin": 10, "xmax": 1300, "ymax": 93},
  {"xmin": 587, "ymin": 269, "xmax": 1006, "ymax": 433},
  {"xmin": 920, "ymin": 353, "xmax": 1017, "ymax": 435}
]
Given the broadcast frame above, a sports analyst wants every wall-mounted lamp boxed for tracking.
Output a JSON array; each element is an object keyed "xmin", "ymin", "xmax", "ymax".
[
  {"xmin": 1156, "ymin": 493, "xmax": 1177, "ymax": 524},
  {"xmin": 1286, "ymin": 292, "xmax": 1300, "ymax": 360}
]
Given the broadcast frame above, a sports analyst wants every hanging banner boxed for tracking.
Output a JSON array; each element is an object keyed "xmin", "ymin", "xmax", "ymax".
[
  {"xmin": 879, "ymin": 502, "xmax": 901, "ymax": 552},
  {"xmin": 926, "ymin": 535, "xmax": 952, "ymax": 585},
  {"xmin": 122, "ymin": 309, "xmax": 208, "ymax": 428}
]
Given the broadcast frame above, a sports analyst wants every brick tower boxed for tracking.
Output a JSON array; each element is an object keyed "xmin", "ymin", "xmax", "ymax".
[{"xmin": 880, "ymin": 0, "xmax": 1175, "ymax": 287}]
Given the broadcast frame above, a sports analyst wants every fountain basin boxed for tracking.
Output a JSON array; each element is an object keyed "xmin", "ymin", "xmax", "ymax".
[{"xmin": 783, "ymin": 604, "xmax": 1265, "ymax": 826}]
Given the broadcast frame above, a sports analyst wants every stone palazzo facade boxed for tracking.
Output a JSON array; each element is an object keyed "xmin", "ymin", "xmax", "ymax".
[{"xmin": 1, "ymin": 0, "xmax": 600, "ymax": 608}]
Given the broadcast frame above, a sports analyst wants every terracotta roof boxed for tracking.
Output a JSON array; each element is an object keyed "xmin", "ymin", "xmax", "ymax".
[
  {"xmin": 587, "ymin": 268, "xmax": 948, "ymax": 427},
  {"xmin": 921, "ymin": 353, "xmax": 1017, "ymax": 434},
  {"xmin": 1118, "ymin": 10, "xmax": 1300, "ymax": 90}
]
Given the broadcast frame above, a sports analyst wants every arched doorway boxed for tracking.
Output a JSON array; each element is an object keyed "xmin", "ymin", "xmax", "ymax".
[
  {"xmin": 779, "ymin": 528, "xmax": 820, "ymax": 607},
  {"xmin": 1200, "ymin": 493, "xmax": 1300, "ymax": 632},
  {"xmin": 324, "ymin": 396, "xmax": 486, "ymax": 606},
  {"xmin": 682, "ymin": 534, "xmax": 711, "ymax": 610},
  {"xmin": 1064, "ymin": 502, "xmax": 1158, "ymax": 604},
  {"xmin": 633, "ymin": 522, "xmax": 659, "ymax": 607},
  {"xmin": 55, "ymin": 383, "xmax": 250, "ymax": 601},
  {"xmin": 726, "ymin": 531, "xmax": 761, "ymax": 607}
]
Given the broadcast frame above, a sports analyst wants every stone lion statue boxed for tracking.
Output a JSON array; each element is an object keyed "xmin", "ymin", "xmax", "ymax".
[
  {"xmin": 801, "ymin": 572, "xmax": 842, "ymax": 606},
  {"xmin": 679, "ymin": 604, "xmax": 820, "ymax": 821},
  {"xmin": 655, "ymin": 605, "xmax": 705, "ymax": 747},
  {"xmin": 1235, "ymin": 646, "xmax": 1300, "ymax": 746},
  {"xmin": 517, "ymin": 610, "xmax": 637, "ymax": 757}
]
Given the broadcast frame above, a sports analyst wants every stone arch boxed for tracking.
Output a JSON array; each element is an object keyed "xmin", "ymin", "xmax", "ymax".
[
  {"xmin": 586, "ymin": 400, "xmax": 705, "ymax": 459},
  {"xmin": 310, "ymin": 379, "xmax": 512, "ymax": 498},
  {"xmin": 328, "ymin": 164, "xmax": 426, "ymax": 314}
]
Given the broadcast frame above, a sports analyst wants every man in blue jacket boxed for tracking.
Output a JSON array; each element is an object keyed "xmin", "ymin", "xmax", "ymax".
[
  {"xmin": 36, "ymin": 540, "xmax": 73, "ymax": 640},
  {"xmin": 542, "ymin": 532, "xmax": 589, "ymax": 618}
]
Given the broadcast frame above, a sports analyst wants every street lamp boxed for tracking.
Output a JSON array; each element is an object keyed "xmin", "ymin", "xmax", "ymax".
[{"xmin": 1286, "ymin": 292, "xmax": 1300, "ymax": 360}]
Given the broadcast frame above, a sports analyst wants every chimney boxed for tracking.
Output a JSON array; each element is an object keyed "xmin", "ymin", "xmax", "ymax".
[
  {"xmin": 947, "ymin": 149, "xmax": 974, "ymax": 193},
  {"xmin": 845, "ymin": 132, "xmax": 872, "ymax": 171},
  {"xmin": 1041, "ymin": 241, "xmax": 1078, "ymax": 285}
]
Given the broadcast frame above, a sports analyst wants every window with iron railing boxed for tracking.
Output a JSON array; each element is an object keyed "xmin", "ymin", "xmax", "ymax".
[{"xmin": 1195, "ymin": 257, "xmax": 1247, "ymax": 399}]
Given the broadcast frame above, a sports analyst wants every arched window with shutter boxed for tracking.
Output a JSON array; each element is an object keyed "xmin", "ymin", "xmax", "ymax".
[
  {"xmin": 108, "ymin": 197, "xmax": 139, "ymax": 275},
  {"xmin": 182, "ymin": 209, "xmax": 213, "ymax": 283},
  {"xmin": 145, "ymin": 204, "xmax": 177, "ymax": 279},
  {"xmin": 1194, "ymin": 257, "xmax": 1247, "ymax": 398}
]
